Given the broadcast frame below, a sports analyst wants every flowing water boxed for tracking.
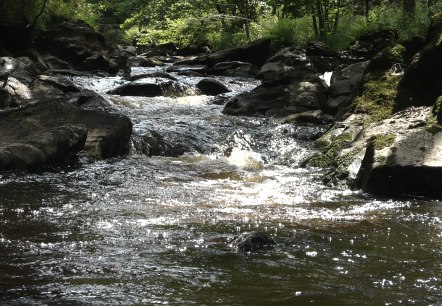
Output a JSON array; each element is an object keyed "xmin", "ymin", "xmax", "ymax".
[{"xmin": 0, "ymin": 67, "xmax": 441, "ymax": 305}]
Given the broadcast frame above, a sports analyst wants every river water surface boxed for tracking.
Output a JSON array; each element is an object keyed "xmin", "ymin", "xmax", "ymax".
[{"xmin": 0, "ymin": 67, "xmax": 441, "ymax": 305}]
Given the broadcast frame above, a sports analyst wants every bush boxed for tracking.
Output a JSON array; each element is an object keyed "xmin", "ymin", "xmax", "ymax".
[{"xmin": 262, "ymin": 16, "xmax": 314, "ymax": 50}]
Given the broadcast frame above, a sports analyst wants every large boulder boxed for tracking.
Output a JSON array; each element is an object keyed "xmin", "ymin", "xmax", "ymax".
[
  {"xmin": 348, "ymin": 29, "xmax": 398, "ymax": 59},
  {"xmin": 223, "ymin": 47, "xmax": 327, "ymax": 117},
  {"xmin": 223, "ymin": 81, "xmax": 326, "ymax": 116},
  {"xmin": 29, "ymin": 75, "xmax": 81, "ymax": 99},
  {"xmin": 307, "ymin": 106, "xmax": 442, "ymax": 198},
  {"xmin": 0, "ymin": 56, "xmax": 39, "ymax": 83},
  {"xmin": 174, "ymin": 38, "xmax": 271, "ymax": 69},
  {"xmin": 0, "ymin": 99, "xmax": 132, "ymax": 170},
  {"xmin": 211, "ymin": 61, "xmax": 258, "ymax": 77},
  {"xmin": 35, "ymin": 20, "xmax": 128, "ymax": 73},
  {"xmin": 396, "ymin": 13, "xmax": 442, "ymax": 109}
]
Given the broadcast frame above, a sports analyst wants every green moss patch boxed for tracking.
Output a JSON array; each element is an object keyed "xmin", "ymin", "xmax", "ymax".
[
  {"xmin": 353, "ymin": 72, "xmax": 401, "ymax": 122},
  {"xmin": 307, "ymin": 133, "xmax": 352, "ymax": 168},
  {"xmin": 372, "ymin": 133, "xmax": 397, "ymax": 150}
]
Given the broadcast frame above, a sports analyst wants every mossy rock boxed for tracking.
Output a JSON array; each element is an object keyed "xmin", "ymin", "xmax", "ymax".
[
  {"xmin": 307, "ymin": 133, "xmax": 353, "ymax": 168},
  {"xmin": 353, "ymin": 72, "xmax": 400, "ymax": 122},
  {"xmin": 372, "ymin": 133, "xmax": 397, "ymax": 150},
  {"xmin": 433, "ymin": 96, "xmax": 442, "ymax": 124},
  {"xmin": 367, "ymin": 44, "xmax": 406, "ymax": 72}
]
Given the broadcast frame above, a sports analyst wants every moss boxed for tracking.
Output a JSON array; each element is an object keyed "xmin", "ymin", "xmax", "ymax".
[
  {"xmin": 307, "ymin": 133, "xmax": 352, "ymax": 168},
  {"xmin": 372, "ymin": 133, "xmax": 396, "ymax": 150},
  {"xmin": 426, "ymin": 96, "xmax": 442, "ymax": 134},
  {"xmin": 322, "ymin": 148, "xmax": 360, "ymax": 185},
  {"xmin": 353, "ymin": 72, "xmax": 401, "ymax": 123}
]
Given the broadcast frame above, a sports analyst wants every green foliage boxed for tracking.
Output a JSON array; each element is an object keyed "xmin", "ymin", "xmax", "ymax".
[
  {"xmin": 367, "ymin": 1, "xmax": 433, "ymax": 40},
  {"xmin": 262, "ymin": 16, "xmax": 314, "ymax": 50},
  {"xmin": 307, "ymin": 133, "xmax": 353, "ymax": 168}
]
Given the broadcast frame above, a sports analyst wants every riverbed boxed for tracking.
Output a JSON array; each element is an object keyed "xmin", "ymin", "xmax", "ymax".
[{"xmin": 0, "ymin": 67, "xmax": 441, "ymax": 305}]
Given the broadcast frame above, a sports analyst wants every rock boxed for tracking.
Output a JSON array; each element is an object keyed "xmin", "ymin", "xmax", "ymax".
[
  {"xmin": 44, "ymin": 55, "xmax": 72, "ymax": 70},
  {"xmin": 0, "ymin": 99, "xmax": 132, "ymax": 169},
  {"xmin": 0, "ymin": 56, "xmax": 39, "ymax": 83},
  {"xmin": 196, "ymin": 78, "xmax": 230, "ymax": 96},
  {"xmin": 127, "ymin": 72, "xmax": 178, "ymax": 82},
  {"xmin": 29, "ymin": 75, "xmax": 81, "ymax": 99},
  {"xmin": 68, "ymin": 90, "xmax": 115, "ymax": 112},
  {"xmin": 348, "ymin": 29, "xmax": 398, "ymax": 59},
  {"xmin": 0, "ymin": 124, "xmax": 87, "ymax": 170},
  {"xmin": 0, "ymin": 77, "xmax": 32, "ymax": 108},
  {"xmin": 396, "ymin": 13, "xmax": 442, "ymax": 109},
  {"xmin": 257, "ymin": 47, "xmax": 317, "ymax": 84},
  {"xmin": 35, "ymin": 20, "xmax": 128, "ymax": 74},
  {"xmin": 353, "ymin": 107, "xmax": 442, "ymax": 198},
  {"xmin": 306, "ymin": 41, "xmax": 339, "ymax": 58},
  {"xmin": 176, "ymin": 38, "xmax": 271, "ymax": 68},
  {"xmin": 166, "ymin": 64, "xmax": 209, "ymax": 75},
  {"xmin": 281, "ymin": 110, "xmax": 333, "ymax": 125},
  {"xmin": 224, "ymin": 81, "xmax": 326, "ymax": 117},
  {"xmin": 131, "ymin": 56, "xmax": 165, "ymax": 67},
  {"xmin": 107, "ymin": 80, "xmax": 193, "ymax": 97},
  {"xmin": 211, "ymin": 61, "xmax": 258, "ymax": 77},
  {"xmin": 83, "ymin": 53, "xmax": 110, "ymax": 71},
  {"xmin": 329, "ymin": 61, "xmax": 369, "ymax": 99},
  {"xmin": 231, "ymin": 232, "xmax": 276, "ymax": 253}
]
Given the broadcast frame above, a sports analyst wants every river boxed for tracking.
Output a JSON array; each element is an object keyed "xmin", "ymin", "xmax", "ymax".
[{"xmin": 0, "ymin": 66, "xmax": 441, "ymax": 305}]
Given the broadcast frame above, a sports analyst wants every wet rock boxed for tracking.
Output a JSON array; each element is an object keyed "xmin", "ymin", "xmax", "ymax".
[
  {"xmin": 196, "ymin": 78, "xmax": 230, "ymax": 96},
  {"xmin": 223, "ymin": 79, "xmax": 325, "ymax": 117},
  {"xmin": 0, "ymin": 99, "xmax": 132, "ymax": 169},
  {"xmin": 128, "ymin": 72, "xmax": 178, "ymax": 82},
  {"xmin": 0, "ymin": 123, "xmax": 87, "ymax": 170},
  {"xmin": 306, "ymin": 41, "xmax": 339, "ymax": 58},
  {"xmin": 166, "ymin": 64, "xmax": 209, "ymax": 75},
  {"xmin": 68, "ymin": 90, "xmax": 115, "ymax": 112},
  {"xmin": 211, "ymin": 61, "xmax": 258, "ymax": 77},
  {"xmin": 281, "ymin": 110, "xmax": 333, "ymax": 125},
  {"xmin": 29, "ymin": 75, "xmax": 81, "ymax": 99},
  {"xmin": 231, "ymin": 232, "xmax": 276, "ymax": 253},
  {"xmin": 107, "ymin": 80, "xmax": 193, "ymax": 97}
]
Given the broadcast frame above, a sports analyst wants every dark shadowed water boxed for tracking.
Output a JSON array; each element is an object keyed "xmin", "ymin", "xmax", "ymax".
[{"xmin": 0, "ymin": 67, "xmax": 441, "ymax": 305}]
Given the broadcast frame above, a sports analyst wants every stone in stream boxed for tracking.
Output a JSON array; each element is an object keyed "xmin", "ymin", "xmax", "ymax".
[
  {"xmin": 231, "ymin": 232, "xmax": 276, "ymax": 253},
  {"xmin": 0, "ymin": 99, "xmax": 133, "ymax": 170},
  {"xmin": 196, "ymin": 78, "xmax": 230, "ymax": 96}
]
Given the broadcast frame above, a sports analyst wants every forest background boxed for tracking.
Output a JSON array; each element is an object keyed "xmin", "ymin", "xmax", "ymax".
[{"xmin": 0, "ymin": 0, "xmax": 441, "ymax": 52}]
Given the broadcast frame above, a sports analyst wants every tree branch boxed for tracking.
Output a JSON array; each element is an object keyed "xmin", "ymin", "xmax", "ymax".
[{"xmin": 31, "ymin": 0, "xmax": 48, "ymax": 29}]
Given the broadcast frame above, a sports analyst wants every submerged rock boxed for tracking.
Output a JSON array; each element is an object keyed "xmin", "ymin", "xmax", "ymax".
[{"xmin": 231, "ymin": 232, "xmax": 276, "ymax": 253}]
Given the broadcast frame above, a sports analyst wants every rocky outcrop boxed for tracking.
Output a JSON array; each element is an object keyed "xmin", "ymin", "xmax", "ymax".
[
  {"xmin": 223, "ymin": 47, "xmax": 327, "ymax": 117},
  {"xmin": 348, "ymin": 29, "xmax": 398, "ymax": 59},
  {"xmin": 35, "ymin": 20, "xmax": 129, "ymax": 74},
  {"xmin": 396, "ymin": 13, "xmax": 442, "ymax": 109},
  {"xmin": 172, "ymin": 38, "xmax": 271, "ymax": 77},
  {"xmin": 0, "ymin": 100, "xmax": 132, "ymax": 170},
  {"xmin": 211, "ymin": 61, "xmax": 258, "ymax": 77}
]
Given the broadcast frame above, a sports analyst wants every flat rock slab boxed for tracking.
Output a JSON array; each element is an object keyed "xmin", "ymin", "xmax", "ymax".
[{"xmin": 0, "ymin": 99, "xmax": 132, "ymax": 170}]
